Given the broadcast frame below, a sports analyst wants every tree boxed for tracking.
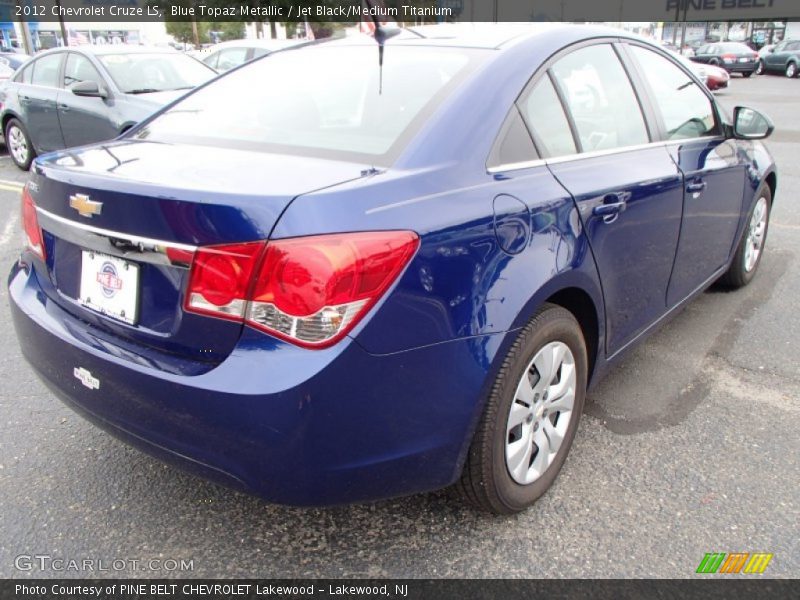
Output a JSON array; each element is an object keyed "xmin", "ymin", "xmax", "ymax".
[{"xmin": 166, "ymin": 21, "xmax": 210, "ymax": 46}]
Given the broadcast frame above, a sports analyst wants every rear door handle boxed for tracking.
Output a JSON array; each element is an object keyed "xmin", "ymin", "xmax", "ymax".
[
  {"xmin": 687, "ymin": 180, "xmax": 707, "ymax": 195},
  {"xmin": 593, "ymin": 193, "xmax": 628, "ymax": 222}
]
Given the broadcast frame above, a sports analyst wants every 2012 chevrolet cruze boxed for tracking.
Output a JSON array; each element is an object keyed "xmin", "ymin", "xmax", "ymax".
[{"xmin": 9, "ymin": 25, "xmax": 776, "ymax": 513}]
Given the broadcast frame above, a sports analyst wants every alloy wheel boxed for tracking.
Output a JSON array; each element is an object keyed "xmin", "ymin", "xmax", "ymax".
[
  {"xmin": 7, "ymin": 125, "xmax": 28, "ymax": 166},
  {"xmin": 787, "ymin": 63, "xmax": 797, "ymax": 78},
  {"xmin": 744, "ymin": 196, "xmax": 768, "ymax": 273},
  {"xmin": 505, "ymin": 341, "xmax": 576, "ymax": 485}
]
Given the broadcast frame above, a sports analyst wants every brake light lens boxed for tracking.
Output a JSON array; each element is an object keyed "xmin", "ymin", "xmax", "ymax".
[
  {"xmin": 21, "ymin": 185, "xmax": 45, "ymax": 260},
  {"xmin": 722, "ymin": 53, "xmax": 735, "ymax": 63},
  {"xmin": 184, "ymin": 242, "xmax": 263, "ymax": 321},
  {"xmin": 184, "ymin": 231, "xmax": 419, "ymax": 348}
]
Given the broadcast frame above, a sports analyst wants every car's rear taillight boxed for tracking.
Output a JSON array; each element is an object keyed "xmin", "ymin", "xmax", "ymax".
[
  {"xmin": 184, "ymin": 242, "xmax": 263, "ymax": 321},
  {"xmin": 21, "ymin": 185, "xmax": 45, "ymax": 260},
  {"xmin": 184, "ymin": 231, "xmax": 419, "ymax": 348}
]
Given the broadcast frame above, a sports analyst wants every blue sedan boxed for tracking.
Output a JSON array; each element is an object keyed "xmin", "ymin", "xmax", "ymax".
[{"xmin": 8, "ymin": 25, "xmax": 776, "ymax": 513}]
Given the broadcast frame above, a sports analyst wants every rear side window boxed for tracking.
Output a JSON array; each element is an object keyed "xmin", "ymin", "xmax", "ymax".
[
  {"xmin": 629, "ymin": 46, "xmax": 719, "ymax": 140},
  {"xmin": 488, "ymin": 107, "xmax": 538, "ymax": 167},
  {"xmin": 216, "ymin": 47, "xmax": 249, "ymax": 71},
  {"xmin": 519, "ymin": 76, "xmax": 576, "ymax": 158},
  {"xmin": 202, "ymin": 52, "xmax": 219, "ymax": 70},
  {"xmin": 30, "ymin": 53, "xmax": 62, "ymax": 88},
  {"xmin": 550, "ymin": 44, "xmax": 649, "ymax": 152}
]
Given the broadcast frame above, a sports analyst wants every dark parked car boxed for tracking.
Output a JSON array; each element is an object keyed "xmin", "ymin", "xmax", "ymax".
[
  {"xmin": 9, "ymin": 25, "xmax": 776, "ymax": 514},
  {"xmin": 0, "ymin": 46, "xmax": 216, "ymax": 170},
  {"xmin": 201, "ymin": 38, "xmax": 304, "ymax": 72},
  {"xmin": 757, "ymin": 39, "xmax": 800, "ymax": 77},
  {"xmin": 691, "ymin": 42, "xmax": 759, "ymax": 75},
  {"xmin": 0, "ymin": 51, "xmax": 31, "ymax": 70}
]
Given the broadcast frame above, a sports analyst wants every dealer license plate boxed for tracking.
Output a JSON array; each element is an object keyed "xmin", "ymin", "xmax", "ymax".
[{"xmin": 78, "ymin": 251, "xmax": 139, "ymax": 325}]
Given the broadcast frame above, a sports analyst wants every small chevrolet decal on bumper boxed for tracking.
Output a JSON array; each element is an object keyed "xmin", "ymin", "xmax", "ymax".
[{"xmin": 73, "ymin": 367, "xmax": 100, "ymax": 390}]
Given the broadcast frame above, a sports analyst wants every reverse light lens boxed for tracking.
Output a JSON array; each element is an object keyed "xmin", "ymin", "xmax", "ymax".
[
  {"xmin": 21, "ymin": 185, "xmax": 45, "ymax": 260},
  {"xmin": 183, "ymin": 231, "xmax": 419, "ymax": 348}
]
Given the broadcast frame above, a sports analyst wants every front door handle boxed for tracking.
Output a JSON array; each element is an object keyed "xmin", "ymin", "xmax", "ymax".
[
  {"xmin": 687, "ymin": 180, "xmax": 707, "ymax": 195},
  {"xmin": 58, "ymin": 103, "xmax": 70, "ymax": 112}
]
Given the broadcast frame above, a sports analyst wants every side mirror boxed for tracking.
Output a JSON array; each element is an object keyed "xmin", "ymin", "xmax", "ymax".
[
  {"xmin": 732, "ymin": 106, "xmax": 774, "ymax": 140},
  {"xmin": 71, "ymin": 80, "xmax": 108, "ymax": 99}
]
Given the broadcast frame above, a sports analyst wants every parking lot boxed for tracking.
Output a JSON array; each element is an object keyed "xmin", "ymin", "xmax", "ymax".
[{"xmin": 0, "ymin": 73, "xmax": 797, "ymax": 579}]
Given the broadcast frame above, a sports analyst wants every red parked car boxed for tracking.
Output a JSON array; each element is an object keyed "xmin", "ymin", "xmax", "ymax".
[{"xmin": 704, "ymin": 63, "xmax": 731, "ymax": 90}]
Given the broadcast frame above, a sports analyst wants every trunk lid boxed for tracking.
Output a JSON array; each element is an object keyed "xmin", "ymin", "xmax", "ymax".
[{"xmin": 29, "ymin": 139, "xmax": 369, "ymax": 364}]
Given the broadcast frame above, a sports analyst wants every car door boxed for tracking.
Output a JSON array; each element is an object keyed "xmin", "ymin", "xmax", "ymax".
[
  {"xmin": 524, "ymin": 42, "xmax": 684, "ymax": 356},
  {"xmin": 784, "ymin": 41, "xmax": 800, "ymax": 69},
  {"xmin": 58, "ymin": 52, "xmax": 118, "ymax": 148},
  {"xmin": 765, "ymin": 40, "xmax": 788, "ymax": 70},
  {"xmin": 626, "ymin": 44, "xmax": 746, "ymax": 307},
  {"xmin": 693, "ymin": 45, "xmax": 711, "ymax": 64},
  {"xmin": 18, "ymin": 52, "xmax": 65, "ymax": 152}
]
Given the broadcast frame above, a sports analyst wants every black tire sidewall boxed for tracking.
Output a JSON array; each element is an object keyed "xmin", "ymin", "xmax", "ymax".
[
  {"xmin": 787, "ymin": 62, "xmax": 797, "ymax": 78},
  {"xmin": 489, "ymin": 308, "xmax": 588, "ymax": 511},
  {"xmin": 5, "ymin": 118, "xmax": 33, "ymax": 170}
]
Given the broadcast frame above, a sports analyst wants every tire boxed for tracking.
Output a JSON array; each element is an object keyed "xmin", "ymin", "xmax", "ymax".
[
  {"xmin": 719, "ymin": 186, "xmax": 772, "ymax": 288},
  {"xmin": 456, "ymin": 303, "xmax": 588, "ymax": 514},
  {"xmin": 5, "ymin": 118, "xmax": 35, "ymax": 170},
  {"xmin": 786, "ymin": 62, "xmax": 798, "ymax": 78},
  {"xmin": 742, "ymin": 71, "xmax": 753, "ymax": 78},
  {"xmin": 756, "ymin": 60, "xmax": 765, "ymax": 75}
]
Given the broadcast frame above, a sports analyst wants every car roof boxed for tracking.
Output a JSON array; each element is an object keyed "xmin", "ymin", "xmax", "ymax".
[
  {"xmin": 206, "ymin": 38, "xmax": 306, "ymax": 52},
  {"xmin": 37, "ymin": 45, "xmax": 179, "ymax": 57},
  {"xmin": 327, "ymin": 23, "xmax": 642, "ymax": 51}
]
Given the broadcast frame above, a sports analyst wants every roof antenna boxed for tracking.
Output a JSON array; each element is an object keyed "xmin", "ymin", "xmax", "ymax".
[{"xmin": 363, "ymin": 0, "xmax": 401, "ymax": 94}]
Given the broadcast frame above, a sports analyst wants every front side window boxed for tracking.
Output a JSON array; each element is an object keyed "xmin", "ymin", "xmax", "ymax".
[
  {"xmin": 135, "ymin": 46, "xmax": 483, "ymax": 164},
  {"xmin": 519, "ymin": 76, "xmax": 576, "ymax": 158},
  {"xmin": 550, "ymin": 44, "xmax": 649, "ymax": 152},
  {"xmin": 64, "ymin": 54, "xmax": 104, "ymax": 89},
  {"xmin": 30, "ymin": 53, "xmax": 62, "ymax": 88},
  {"xmin": 629, "ymin": 46, "xmax": 718, "ymax": 140},
  {"xmin": 98, "ymin": 52, "xmax": 214, "ymax": 94},
  {"xmin": 15, "ymin": 64, "xmax": 32, "ymax": 84}
]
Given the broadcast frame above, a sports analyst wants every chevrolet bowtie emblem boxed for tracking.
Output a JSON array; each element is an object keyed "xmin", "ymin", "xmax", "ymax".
[{"xmin": 69, "ymin": 193, "xmax": 102, "ymax": 218}]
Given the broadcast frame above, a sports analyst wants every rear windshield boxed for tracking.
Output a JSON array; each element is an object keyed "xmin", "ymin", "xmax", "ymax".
[
  {"xmin": 134, "ymin": 45, "xmax": 484, "ymax": 165},
  {"xmin": 717, "ymin": 43, "xmax": 753, "ymax": 53}
]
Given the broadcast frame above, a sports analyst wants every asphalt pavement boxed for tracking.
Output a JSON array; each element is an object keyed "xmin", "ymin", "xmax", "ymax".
[{"xmin": 0, "ymin": 74, "xmax": 797, "ymax": 579}]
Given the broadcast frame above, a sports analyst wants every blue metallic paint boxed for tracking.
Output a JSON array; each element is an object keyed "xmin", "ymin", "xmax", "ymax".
[{"xmin": 8, "ymin": 26, "xmax": 777, "ymax": 505}]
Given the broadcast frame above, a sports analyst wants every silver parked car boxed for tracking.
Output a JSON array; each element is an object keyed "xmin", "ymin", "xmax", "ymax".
[
  {"xmin": 201, "ymin": 38, "xmax": 306, "ymax": 72},
  {"xmin": 0, "ymin": 46, "xmax": 217, "ymax": 169}
]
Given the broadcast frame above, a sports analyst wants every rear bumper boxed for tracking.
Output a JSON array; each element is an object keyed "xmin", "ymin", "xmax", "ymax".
[
  {"xmin": 9, "ymin": 262, "xmax": 501, "ymax": 506},
  {"xmin": 724, "ymin": 63, "xmax": 757, "ymax": 73}
]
